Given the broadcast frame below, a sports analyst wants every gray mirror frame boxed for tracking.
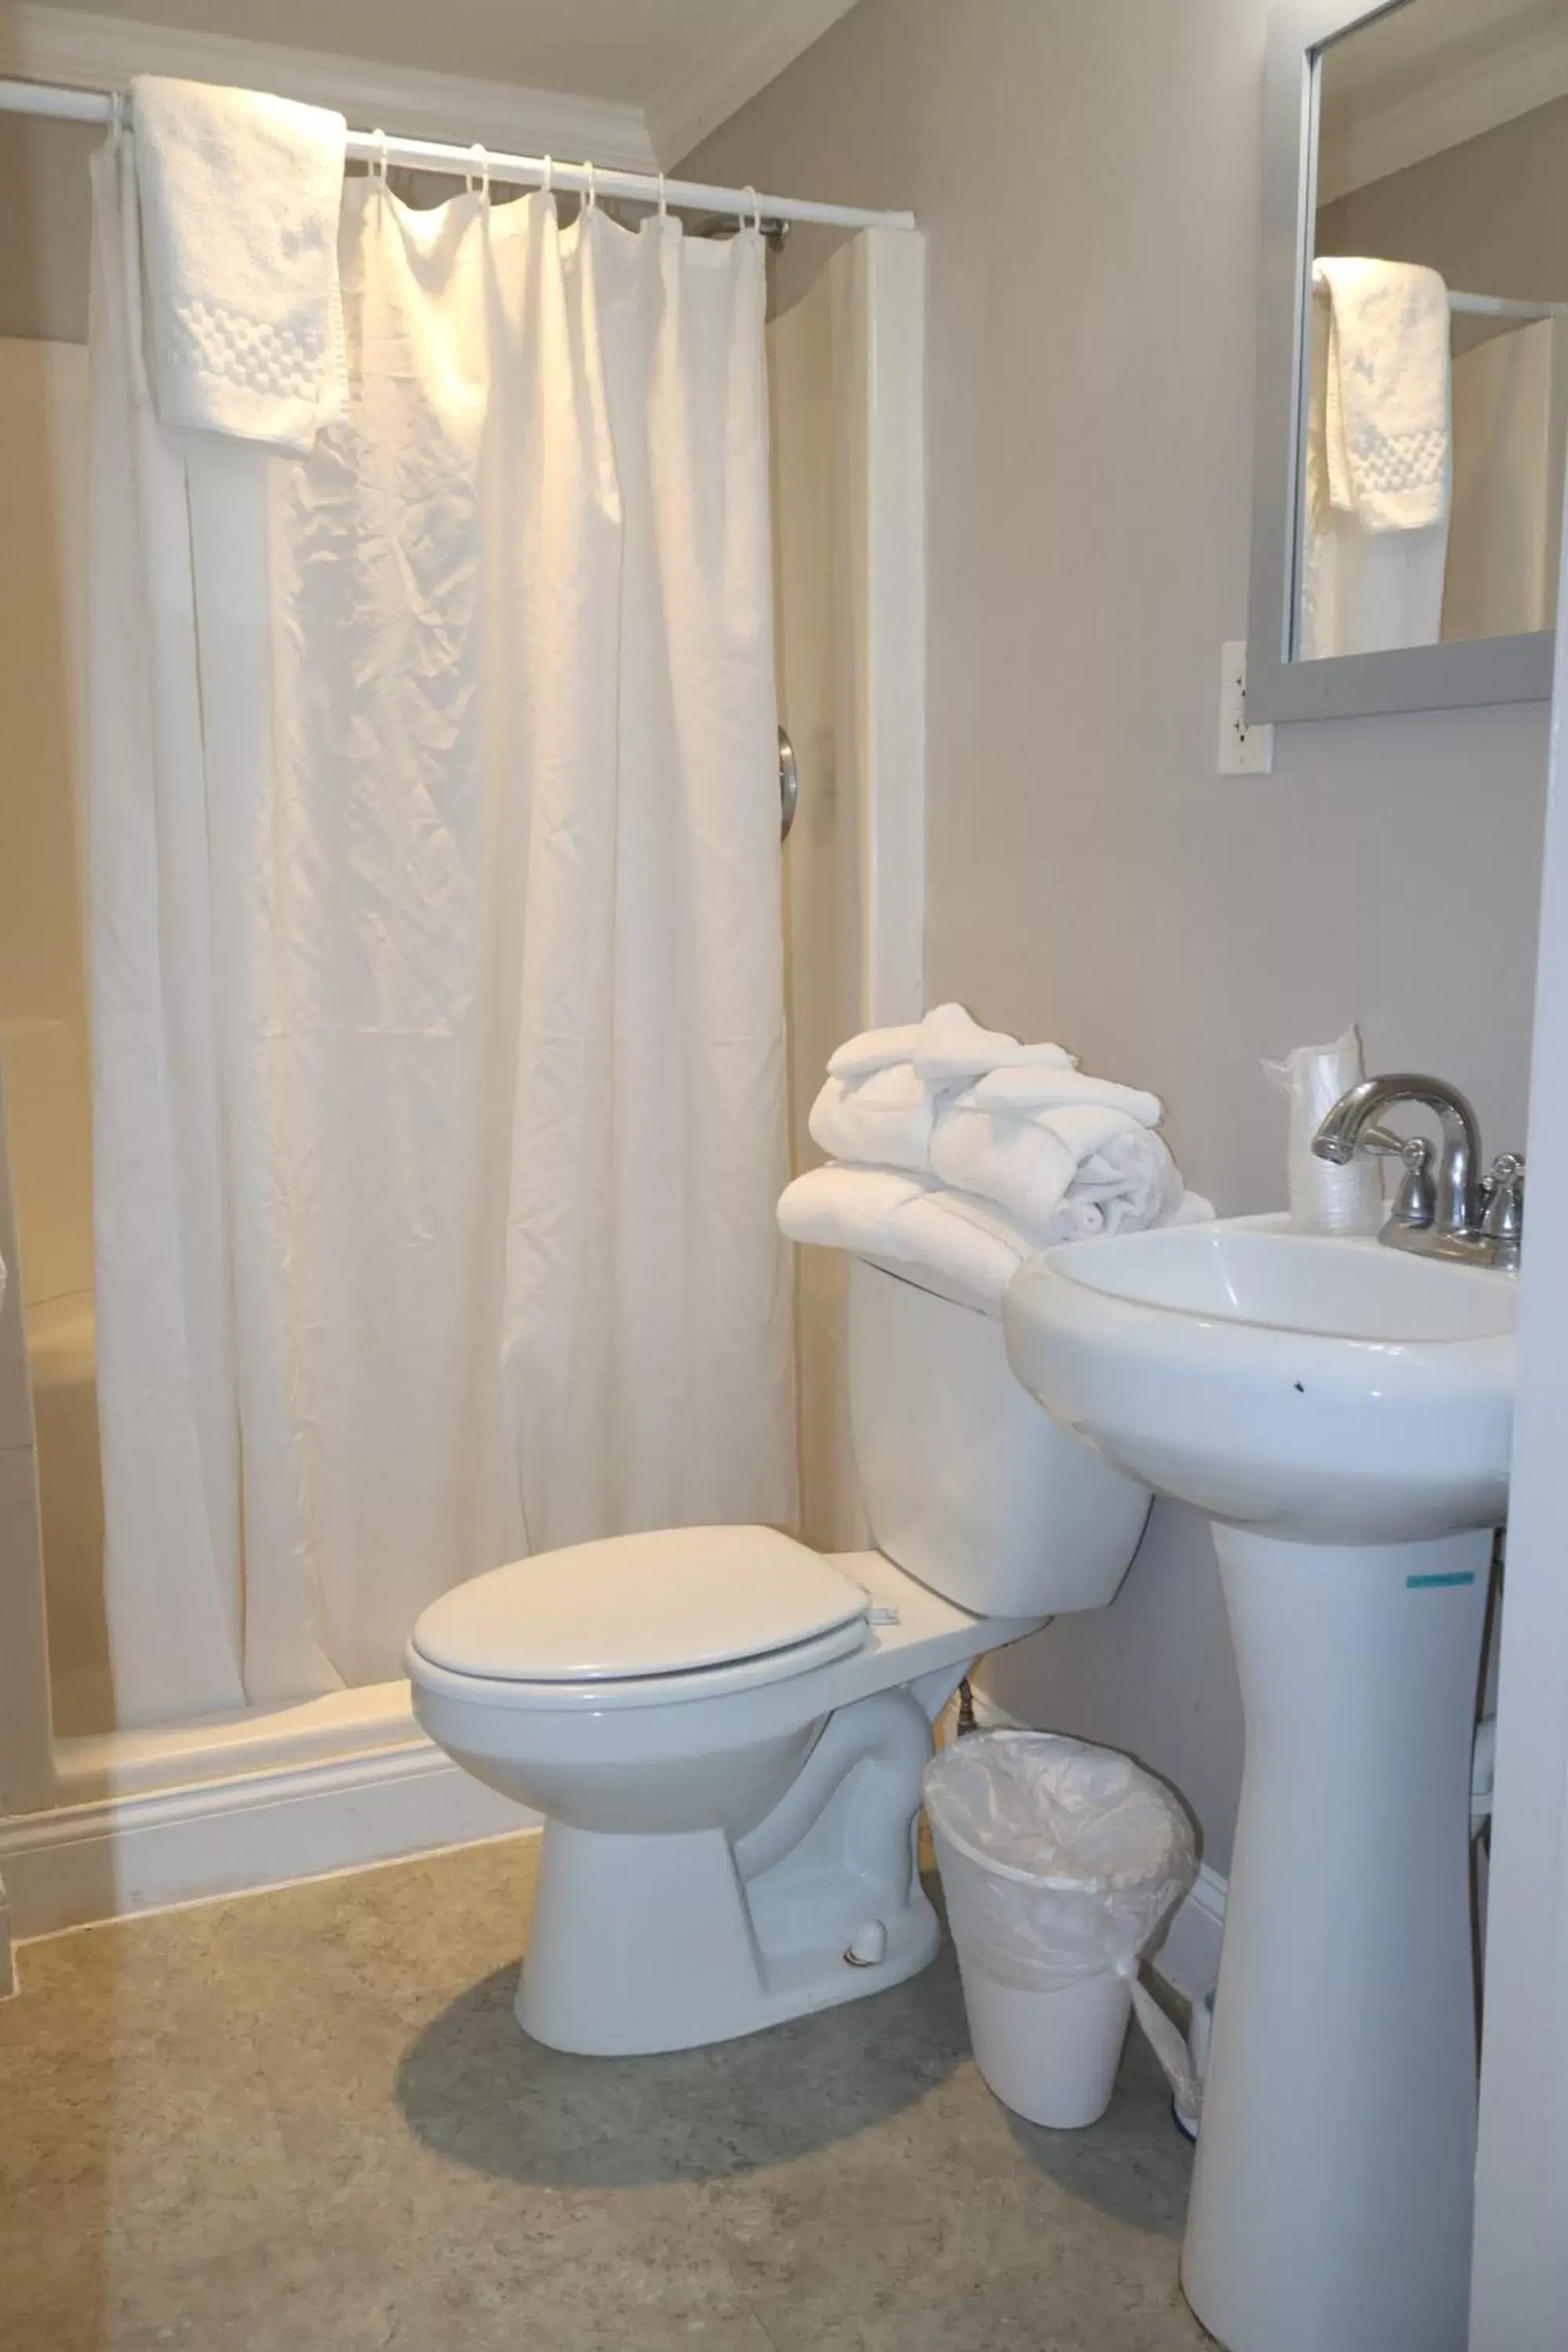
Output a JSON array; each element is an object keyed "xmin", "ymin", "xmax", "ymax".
[{"xmin": 1247, "ymin": 0, "xmax": 1555, "ymax": 723}]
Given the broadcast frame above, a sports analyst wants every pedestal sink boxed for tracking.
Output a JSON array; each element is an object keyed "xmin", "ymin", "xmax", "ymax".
[{"xmin": 1004, "ymin": 1214, "xmax": 1516, "ymax": 2352}]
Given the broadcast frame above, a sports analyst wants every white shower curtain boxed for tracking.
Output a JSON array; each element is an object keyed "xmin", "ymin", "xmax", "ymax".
[{"xmin": 86, "ymin": 138, "xmax": 796, "ymax": 1726}]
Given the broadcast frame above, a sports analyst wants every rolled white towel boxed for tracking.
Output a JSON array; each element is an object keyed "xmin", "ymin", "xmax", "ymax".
[
  {"xmin": 967, "ymin": 1065, "xmax": 1162, "ymax": 1127},
  {"xmin": 1047, "ymin": 1105, "xmax": 1185, "ymax": 1230},
  {"xmin": 808, "ymin": 1065, "xmax": 939, "ymax": 1174},
  {"xmin": 931, "ymin": 1101, "xmax": 1178, "ymax": 1234},
  {"xmin": 827, "ymin": 1003, "xmax": 1076, "ymax": 1086}
]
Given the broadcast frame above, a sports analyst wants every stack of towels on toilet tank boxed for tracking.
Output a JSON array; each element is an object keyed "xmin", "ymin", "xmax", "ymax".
[{"xmin": 778, "ymin": 1004, "xmax": 1213, "ymax": 1313}]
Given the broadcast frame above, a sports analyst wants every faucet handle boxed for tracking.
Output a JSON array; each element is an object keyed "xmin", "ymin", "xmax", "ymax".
[
  {"xmin": 1389, "ymin": 1136, "xmax": 1436, "ymax": 1231},
  {"xmin": 1480, "ymin": 1152, "xmax": 1524, "ymax": 1245},
  {"xmin": 1354, "ymin": 1124, "xmax": 1414, "ymax": 1156}
]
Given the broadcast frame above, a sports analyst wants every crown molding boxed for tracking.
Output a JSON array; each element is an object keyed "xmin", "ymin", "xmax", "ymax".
[
  {"xmin": 1318, "ymin": 10, "xmax": 1568, "ymax": 205},
  {"xmin": 0, "ymin": 5, "xmax": 658, "ymax": 170},
  {"xmin": 647, "ymin": 0, "xmax": 860, "ymax": 168}
]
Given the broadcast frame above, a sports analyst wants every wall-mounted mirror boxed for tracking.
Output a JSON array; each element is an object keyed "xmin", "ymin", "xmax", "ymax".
[{"xmin": 1249, "ymin": 0, "xmax": 1568, "ymax": 721}]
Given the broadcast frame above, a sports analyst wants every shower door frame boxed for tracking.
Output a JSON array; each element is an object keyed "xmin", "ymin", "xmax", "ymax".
[{"xmin": 0, "ymin": 1068, "xmax": 55, "ymax": 1819}]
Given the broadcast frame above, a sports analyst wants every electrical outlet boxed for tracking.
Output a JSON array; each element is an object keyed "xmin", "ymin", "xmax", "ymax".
[{"xmin": 1218, "ymin": 639, "xmax": 1275, "ymax": 776}]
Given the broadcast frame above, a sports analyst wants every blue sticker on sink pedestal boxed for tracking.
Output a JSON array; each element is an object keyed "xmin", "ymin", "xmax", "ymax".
[{"xmin": 1405, "ymin": 1571, "xmax": 1477, "ymax": 1589}]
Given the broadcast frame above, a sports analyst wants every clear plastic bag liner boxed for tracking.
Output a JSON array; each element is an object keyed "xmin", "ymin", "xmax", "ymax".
[{"xmin": 924, "ymin": 1730, "xmax": 1197, "ymax": 1992}]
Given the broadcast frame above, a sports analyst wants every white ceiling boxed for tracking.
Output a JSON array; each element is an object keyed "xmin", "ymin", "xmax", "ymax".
[
  {"xmin": 1319, "ymin": 0, "xmax": 1568, "ymax": 200},
  {"xmin": 13, "ymin": 0, "xmax": 861, "ymax": 163},
  {"xmin": 1320, "ymin": 0, "xmax": 1552, "ymax": 109}
]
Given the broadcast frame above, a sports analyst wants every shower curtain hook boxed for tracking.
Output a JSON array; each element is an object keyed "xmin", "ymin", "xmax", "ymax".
[
  {"xmin": 541, "ymin": 153, "xmax": 554, "ymax": 201},
  {"xmin": 584, "ymin": 159, "xmax": 597, "ymax": 213},
  {"xmin": 657, "ymin": 172, "xmax": 668, "ymax": 220},
  {"xmin": 466, "ymin": 143, "xmax": 489, "ymax": 200},
  {"xmin": 368, "ymin": 128, "xmax": 389, "ymax": 184},
  {"xmin": 742, "ymin": 184, "xmax": 762, "ymax": 236},
  {"xmin": 110, "ymin": 88, "xmax": 127, "ymax": 142}
]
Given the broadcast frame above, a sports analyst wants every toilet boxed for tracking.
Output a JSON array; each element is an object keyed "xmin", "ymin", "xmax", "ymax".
[{"xmin": 408, "ymin": 1255, "xmax": 1152, "ymax": 2056}]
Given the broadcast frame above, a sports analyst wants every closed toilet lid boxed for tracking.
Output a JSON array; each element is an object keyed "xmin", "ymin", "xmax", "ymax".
[{"xmin": 410, "ymin": 1526, "xmax": 870, "ymax": 1684}]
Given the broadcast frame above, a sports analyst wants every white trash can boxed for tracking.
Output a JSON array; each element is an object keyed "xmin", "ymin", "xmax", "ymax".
[{"xmin": 924, "ymin": 1730, "xmax": 1197, "ymax": 2130}]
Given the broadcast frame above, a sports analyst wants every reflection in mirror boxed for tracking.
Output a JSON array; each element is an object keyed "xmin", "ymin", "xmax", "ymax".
[{"xmin": 1297, "ymin": 0, "xmax": 1568, "ymax": 663}]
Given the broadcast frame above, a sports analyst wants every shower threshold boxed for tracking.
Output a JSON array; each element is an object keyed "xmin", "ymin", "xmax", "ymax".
[
  {"xmin": 0, "ymin": 1681, "xmax": 530, "ymax": 1940},
  {"xmin": 52, "ymin": 1679, "xmax": 425, "ymax": 1802}
]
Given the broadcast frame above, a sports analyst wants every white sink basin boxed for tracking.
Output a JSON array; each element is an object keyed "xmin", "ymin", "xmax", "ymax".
[
  {"xmin": 1002, "ymin": 1212, "xmax": 1517, "ymax": 2352},
  {"xmin": 1004, "ymin": 1212, "xmax": 1515, "ymax": 1544}
]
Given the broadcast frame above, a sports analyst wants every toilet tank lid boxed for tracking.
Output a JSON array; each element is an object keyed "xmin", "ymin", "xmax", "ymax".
[{"xmin": 409, "ymin": 1526, "xmax": 870, "ymax": 1683}]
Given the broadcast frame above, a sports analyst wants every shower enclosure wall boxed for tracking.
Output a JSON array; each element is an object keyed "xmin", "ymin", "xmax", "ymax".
[{"xmin": 0, "ymin": 211, "xmax": 924, "ymax": 1934}]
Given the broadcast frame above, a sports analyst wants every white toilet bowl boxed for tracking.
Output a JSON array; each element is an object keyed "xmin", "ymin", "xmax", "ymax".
[{"xmin": 409, "ymin": 1258, "xmax": 1152, "ymax": 2056}]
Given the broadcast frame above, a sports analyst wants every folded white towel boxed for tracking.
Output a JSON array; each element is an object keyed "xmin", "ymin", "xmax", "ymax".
[
  {"xmin": 967, "ymin": 1065, "xmax": 1163, "ymax": 1127},
  {"xmin": 827, "ymin": 1003, "xmax": 1075, "ymax": 1086},
  {"xmin": 779, "ymin": 1163, "xmax": 1217, "ymax": 1317},
  {"xmin": 911, "ymin": 1003, "xmax": 1076, "ymax": 1086},
  {"xmin": 1311, "ymin": 259, "xmax": 1451, "ymax": 533},
  {"xmin": 131, "ymin": 75, "xmax": 347, "ymax": 453},
  {"xmin": 808, "ymin": 1065, "xmax": 939, "ymax": 1175},
  {"xmin": 777, "ymin": 1163, "xmax": 935, "ymax": 1261},
  {"xmin": 777, "ymin": 1169, "xmax": 1044, "ymax": 1313},
  {"xmin": 905, "ymin": 1181, "xmax": 1216, "ymax": 1309},
  {"xmin": 905, "ymin": 1183, "xmax": 1217, "ymax": 1308},
  {"xmin": 930, "ymin": 1105, "xmax": 1075, "ymax": 1228},
  {"xmin": 826, "ymin": 1022, "xmax": 923, "ymax": 1082},
  {"xmin": 931, "ymin": 1102, "xmax": 1180, "ymax": 1234},
  {"xmin": 894, "ymin": 1188, "xmax": 1046, "ymax": 1312}
]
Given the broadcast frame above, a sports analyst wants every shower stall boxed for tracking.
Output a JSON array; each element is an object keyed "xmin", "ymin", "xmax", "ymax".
[{"xmin": 0, "ymin": 103, "xmax": 923, "ymax": 1934}]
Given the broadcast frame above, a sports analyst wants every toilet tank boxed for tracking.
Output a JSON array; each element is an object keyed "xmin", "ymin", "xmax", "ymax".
[{"xmin": 847, "ymin": 1257, "xmax": 1151, "ymax": 1618}]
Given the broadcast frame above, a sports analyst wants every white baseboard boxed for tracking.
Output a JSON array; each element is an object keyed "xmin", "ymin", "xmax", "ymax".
[
  {"xmin": 3, "ymin": 1674, "xmax": 1233, "ymax": 2005},
  {"xmin": 0, "ymin": 1737, "xmax": 535, "ymax": 1940},
  {"xmin": 962, "ymin": 1685, "xmax": 1228, "ymax": 2005}
]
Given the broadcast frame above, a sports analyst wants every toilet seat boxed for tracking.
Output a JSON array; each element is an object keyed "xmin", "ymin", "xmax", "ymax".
[{"xmin": 408, "ymin": 1524, "xmax": 872, "ymax": 1706}]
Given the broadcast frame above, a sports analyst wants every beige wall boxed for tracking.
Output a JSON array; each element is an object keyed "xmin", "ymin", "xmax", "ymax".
[
  {"xmin": 0, "ymin": 119, "xmax": 96, "ymax": 344},
  {"xmin": 681, "ymin": 0, "xmax": 1550, "ymax": 1876},
  {"xmin": 1316, "ymin": 92, "xmax": 1568, "ymax": 305}
]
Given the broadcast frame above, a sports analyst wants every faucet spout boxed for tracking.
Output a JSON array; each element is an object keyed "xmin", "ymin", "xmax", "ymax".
[{"xmin": 1312, "ymin": 1073, "xmax": 1481, "ymax": 1237}]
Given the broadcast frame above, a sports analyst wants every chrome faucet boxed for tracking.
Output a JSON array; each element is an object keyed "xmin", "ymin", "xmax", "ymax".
[{"xmin": 1312, "ymin": 1073, "xmax": 1523, "ymax": 1274}]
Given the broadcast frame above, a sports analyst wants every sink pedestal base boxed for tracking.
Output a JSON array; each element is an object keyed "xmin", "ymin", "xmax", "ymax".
[{"xmin": 1181, "ymin": 1525, "xmax": 1490, "ymax": 2352}]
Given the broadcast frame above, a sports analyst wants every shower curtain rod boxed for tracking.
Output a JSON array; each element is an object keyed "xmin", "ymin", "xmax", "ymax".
[
  {"xmin": 1312, "ymin": 276, "xmax": 1564, "ymax": 325},
  {"xmin": 0, "ymin": 75, "xmax": 916, "ymax": 234}
]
